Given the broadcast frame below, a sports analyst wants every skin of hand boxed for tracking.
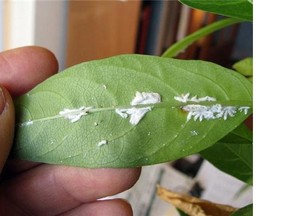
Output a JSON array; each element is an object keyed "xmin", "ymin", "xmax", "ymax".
[{"xmin": 0, "ymin": 46, "xmax": 141, "ymax": 216}]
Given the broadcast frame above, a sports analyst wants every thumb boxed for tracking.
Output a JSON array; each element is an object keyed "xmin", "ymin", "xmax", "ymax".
[{"xmin": 0, "ymin": 86, "xmax": 15, "ymax": 173}]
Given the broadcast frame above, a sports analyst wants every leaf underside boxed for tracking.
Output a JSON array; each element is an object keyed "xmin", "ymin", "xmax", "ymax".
[{"xmin": 13, "ymin": 55, "xmax": 252, "ymax": 168}]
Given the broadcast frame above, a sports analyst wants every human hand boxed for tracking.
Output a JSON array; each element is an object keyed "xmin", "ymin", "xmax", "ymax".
[{"xmin": 0, "ymin": 46, "xmax": 141, "ymax": 215}]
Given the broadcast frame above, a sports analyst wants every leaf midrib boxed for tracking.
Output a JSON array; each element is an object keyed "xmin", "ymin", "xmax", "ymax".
[{"xmin": 17, "ymin": 99, "xmax": 253, "ymax": 126}]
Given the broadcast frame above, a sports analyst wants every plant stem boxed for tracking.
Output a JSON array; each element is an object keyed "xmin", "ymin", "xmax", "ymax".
[{"xmin": 161, "ymin": 18, "xmax": 243, "ymax": 58}]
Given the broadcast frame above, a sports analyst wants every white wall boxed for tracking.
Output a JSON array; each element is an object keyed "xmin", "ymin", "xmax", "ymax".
[
  {"xmin": 3, "ymin": 0, "xmax": 36, "ymax": 49},
  {"xmin": 34, "ymin": 0, "xmax": 68, "ymax": 71},
  {"xmin": 2, "ymin": 0, "xmax": 68, "ymax": 70}
]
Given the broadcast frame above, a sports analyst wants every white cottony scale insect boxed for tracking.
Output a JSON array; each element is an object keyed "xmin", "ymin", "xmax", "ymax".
[
  {"xmin": 183, "ymin": 103, "xmax": 250, "ymax": 122},
  {"xmin": 191, "ymin": 130, "xmax": 198, "ymax": 136},
  {"xmin": 116, "ymin": 108, "xmax": 150, "ymax": 125},
  {"xmin": 98, "ymin": 140, "xmax": 108, "ymax": 147},
  {"xmin": 221, "ymin": 106, "xmax": 237, "ymax": 120},
  {"xmin": 238, "ymin": 106, "xmax": 250, "ymax": 115},
  {"xmin": 174, "ymin": 93, "xmax": 216, "ymax": 103},
  {"xmin": 59, "ymin": 106, "xmax": 93, "ymax": 123},
  {"xmin": 115, "ymin": 91, "xmax": 161, "ymax": 125},
  {"xmin": 19, "ymin": 120, "xmax": 34, "ymax": 127},
  {"xmin": 175, "ymin": 93, "xmax": 251, "ymax": 122},
  {"xmin": 115, "ymin": 108, "xmax": 129, "ymax": 119},
  {"xmin": 174, "ymin": 93, "xmax": 191, "ymax": 103},
  {"xmin": 130, "ymin": 91, "xmax": 161, "ymax": 105},
  {"xmin": 127, "ymin": 107, "xmax": 152, "ymax": 125}
]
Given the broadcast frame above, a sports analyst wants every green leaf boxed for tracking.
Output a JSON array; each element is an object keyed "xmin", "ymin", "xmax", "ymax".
[
  {"xmin": 232, "ymin": 57, "xmax": 253, "ymax": 77},
  {"xmin": 179, "ymin": 0, "xmax": 253, "ymax": 21},
  {"xmin": 162, "ymin": 18, "xmax": 242, "ymax": 58},
  {"xmin": 231, "ymin": 204, "xmax": 253, "ymax": 216},
  {"xmin": 13, "ymin": 55, "xmax": 252, "ymax": 168},
  {"xmin": 200, "ymin": 123, "xmax": 253, "ymax": 185}
]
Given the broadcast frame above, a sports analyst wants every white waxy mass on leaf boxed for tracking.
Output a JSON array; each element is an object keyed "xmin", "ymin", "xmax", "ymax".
[
  {"xmin": 175, "ymin": 93, "xmax": 250, "ymax": 122},
  {"xmin": 130, "ymin": 91, "xmax": 161, "ymax": 105},
  {"xmin": 174, "ymin": 93, "xmax": 216, "ymax": 103},
  {"xmin": 221, "ymin": 106, "xmax": 237, "ymax": 120},
  {"xmin": 190, "ymin": 130, "xmax": 198, "ymax": 136},
  {"xmin": 174, "ymin": 93, "xmax": 191, "ymax": 103},
  {"xmin": 98, "ymin": 140, "xmax": 108, "ymax": 147},
  {"xmin": 19, "ymin": 120, "xmax": 34, "ymax": 127},
  {"xmin": 238, "ymin": 106, "xmax": 250, "ymax": 115},
  {"xmin": 59, "ymin": 106, "xmax": 93, "ymax": 123},
  {"xmin": 115, "ymin": 91, "xmax": 161, "ymax": 125}
]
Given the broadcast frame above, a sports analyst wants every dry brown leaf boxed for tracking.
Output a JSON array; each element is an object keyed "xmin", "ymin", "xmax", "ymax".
[{"xmin": 157, "ymin": 185, "xmax": 238, "ymax": 216}]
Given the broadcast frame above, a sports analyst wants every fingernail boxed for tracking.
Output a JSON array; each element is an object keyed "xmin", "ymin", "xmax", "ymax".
[{"xmin": 0, "ymin": 87, "xmax": 6, "ymax": 115}]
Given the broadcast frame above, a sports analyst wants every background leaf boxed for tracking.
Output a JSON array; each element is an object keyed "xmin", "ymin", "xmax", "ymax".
[
  {"xmin": 232, "ymin": 57, "xmax": 253, "ymax": 77},
  {"xmin": 162, "ymin": 18, "xmax": 242, "ymax": 58},
  {"xmin": 179, "ymin": 0, "xmax": 253, "ymax": 21},
  {"xmin": 13, "ymin": 55, "xmax": 252, "ymax": 168},
  {"xmin": 231, "ymin": 204, "xmax": 253, "ymax": 216},
  {"xmin": 200, "ymin": 123, "xmax": 253, "ymax": 185}
]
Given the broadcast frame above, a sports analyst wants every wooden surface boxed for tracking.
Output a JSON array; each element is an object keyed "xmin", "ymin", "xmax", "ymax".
[{"xmin": 66, "ymin": 0, "xmax": 141, "ymax": 67}]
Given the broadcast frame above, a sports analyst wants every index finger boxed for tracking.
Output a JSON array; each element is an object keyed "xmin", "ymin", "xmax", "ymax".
[{"xmin": 0, "ymin": 46, "xmax": 58, "ymax": 97}]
